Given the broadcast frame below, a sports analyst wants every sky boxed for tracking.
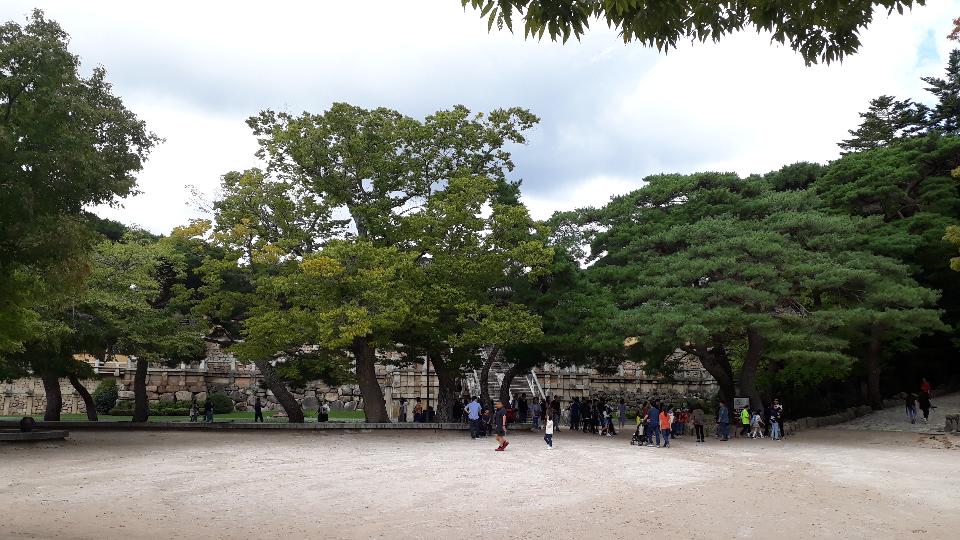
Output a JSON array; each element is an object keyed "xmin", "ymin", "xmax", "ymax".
[{"xmin": 6, "ymin": 0, "xmax": 960, "ymax": 233}]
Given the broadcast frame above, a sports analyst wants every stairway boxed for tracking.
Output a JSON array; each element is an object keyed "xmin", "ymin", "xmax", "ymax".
[{"xmin": 478, "ymin": 360, "xmax": 545, "ymax": 404}]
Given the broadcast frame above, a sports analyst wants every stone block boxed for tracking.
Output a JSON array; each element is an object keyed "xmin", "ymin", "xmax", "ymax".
[
  {"xmin": 301, "ymin": 396, "xmax": 319, "ymax": 411},
  {"xmin": 175, "ymin": 391, "xmax": 193, "ymax": 402},
  {"xmin": 146, "ymin": 385, "xmax": 158, "ymax": 393},
  {"xmin": 159, "ymin": 393, "xmax": 175, "ymax": 402},
  {"xmin": 229, "ymin": 390, "xmax": 244, "ymax": 402},
  {"xmin": 324, "ymin": 392, "xmax": 338, "ymax": 402},
  {"xmin": 235, "ymin": 402, "xmax": 247, "ymax": 412},
  {"xmin": 118, "ymin": 391, "xmax": 135, "ymax": 400},
  {"xmin": 195, "ymin": 391, "xmax": 207, "ymax": 402}
]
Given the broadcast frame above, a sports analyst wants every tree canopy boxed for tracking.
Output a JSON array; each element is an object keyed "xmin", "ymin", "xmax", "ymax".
[{"xmin": 461, "ymin": 0, "xmax": 923, "ymax": 65}]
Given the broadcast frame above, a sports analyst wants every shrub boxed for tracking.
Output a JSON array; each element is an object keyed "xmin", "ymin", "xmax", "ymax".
[
  {"xmin": 108, "ymin": 403, "xmax": 134, "ymax": 416},
  {"xmin": 207, "ymin": 393, "xmax": 234, "ymax": 414},
  {"xmin": 92, "ymin": 379, "xmax": 119, "ymax": 414},
  {"xmin": 153, "ymin": 401, "xmax": 190, "ymax": 416}
]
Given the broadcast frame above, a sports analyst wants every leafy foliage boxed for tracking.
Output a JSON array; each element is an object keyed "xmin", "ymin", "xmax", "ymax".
[
  {"xmin": 92, "ymin": 379, "xmax": 118, "ymax": 414},
  {"xmin": 460, "ymin": 0, "xmax": 922, "ymax": 65}
]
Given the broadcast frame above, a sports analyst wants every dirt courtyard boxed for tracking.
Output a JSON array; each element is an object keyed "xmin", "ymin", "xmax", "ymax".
[{"xmin": 1, "ymin": 426, "xmax": 958, "ymax": 539}]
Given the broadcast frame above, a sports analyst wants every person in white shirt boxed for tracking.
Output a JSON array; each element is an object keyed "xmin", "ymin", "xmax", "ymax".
[{"xmin": 544, "ymin": 414, "xmax": 555, "ymax": 449}]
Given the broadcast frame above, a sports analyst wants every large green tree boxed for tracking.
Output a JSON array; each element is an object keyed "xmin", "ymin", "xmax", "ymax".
[
  {"xmin": 0, "ymin": 10, "xmax": 157, "ymax": 360},
  {"xmin": 461, "ymin": 0, "xmax": 923, "ymax": 65},
  {"xmin": 243, "ymin": 103, "xmax": 539, "ymax": 422}
]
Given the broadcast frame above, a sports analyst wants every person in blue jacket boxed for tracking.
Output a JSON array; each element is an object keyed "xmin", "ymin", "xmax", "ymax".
[{"xmin": 717, "ymin": 401, "xmax": 730, "ymax": 441}]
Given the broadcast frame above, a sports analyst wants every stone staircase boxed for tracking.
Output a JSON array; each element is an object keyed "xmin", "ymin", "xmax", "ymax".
[{"xmin": 467, "ymin": 360, "xmax": 545, "ymax": 404}]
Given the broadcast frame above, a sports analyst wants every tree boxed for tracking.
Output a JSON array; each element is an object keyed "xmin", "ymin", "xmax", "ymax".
[
  {"xmin": 922, "ymin": 50, "xmax": 960, "ymax": 134},
  {"xmin": 946, "ymin": 225, "xmax": 960, "ymax": 271},
  {"xmin": 460, "ymin": 0, "xmax": 922, "ymax": 65},
  {"xmin": 585, "ymin": 172, "xmax": 944, "ymax": 412},
  {"xmin": 245, "ymin": 103, "xmax": 539, "ymax": 422},
  {"xmin": 0, "ymin": 10, "xmax": 157, "ymax": 359},
  {"xmin": 396, "ymin": 175, "xmax": 552, "ymax": 419},
  {"xmin": 838, "ymin": 95, "xmax": 928, "ymax": 153},
  {"xmin": 79, "ymin": 235, "xmax": 205, "ymax": 422}
]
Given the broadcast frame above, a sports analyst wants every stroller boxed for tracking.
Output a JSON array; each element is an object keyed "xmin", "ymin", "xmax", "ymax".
[{"xmin": 630, "ymin": 423, "xmax": 645, "ymax": 446}]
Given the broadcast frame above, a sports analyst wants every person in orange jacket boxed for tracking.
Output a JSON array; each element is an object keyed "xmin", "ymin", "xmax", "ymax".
[{"xmin": 659, "ymin": 407, "xmax": 672, "ymax": 448}]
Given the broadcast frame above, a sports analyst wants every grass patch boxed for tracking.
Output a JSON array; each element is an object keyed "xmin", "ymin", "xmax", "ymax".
[{"xmin": 1, "ymin": 409, "xmax": 367, "ymax": 423}]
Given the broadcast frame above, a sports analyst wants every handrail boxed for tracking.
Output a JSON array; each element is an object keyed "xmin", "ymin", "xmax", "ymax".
[{"xmin": 528, "ymin": 369, "xmax": 545, "ymax": 402}]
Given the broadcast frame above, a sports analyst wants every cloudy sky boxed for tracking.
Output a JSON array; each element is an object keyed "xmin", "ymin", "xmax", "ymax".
[{"xmin": 6, "ymin": 1, "xmax": 960, "ymax": 233}]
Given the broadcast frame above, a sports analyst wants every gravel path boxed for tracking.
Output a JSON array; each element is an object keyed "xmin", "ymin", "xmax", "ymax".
[
  {"xmin": 826, "ymin": 392, "xmax": 960, "ymax": 434},
  {"xmin": 1, "ymin": 427, "xmax": 958, "ymax": 539}
]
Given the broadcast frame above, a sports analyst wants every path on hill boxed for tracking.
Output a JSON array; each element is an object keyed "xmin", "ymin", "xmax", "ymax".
[{"xmin": 826, "ymin": 392, "xmax": 960, "ymax": 434}]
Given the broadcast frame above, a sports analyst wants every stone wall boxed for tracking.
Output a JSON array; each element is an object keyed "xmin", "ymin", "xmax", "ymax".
[{"xmin": 1, "ymin": 377, "xmax": 98, "ymax": 416}]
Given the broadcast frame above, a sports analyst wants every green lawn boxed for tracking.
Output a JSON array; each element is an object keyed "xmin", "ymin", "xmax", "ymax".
[{"xmin": 1, "ymin": 409, "xmax": 367, "ymax": 423}]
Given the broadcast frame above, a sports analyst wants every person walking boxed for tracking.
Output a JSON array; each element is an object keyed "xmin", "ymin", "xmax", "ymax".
[
  {"xmin": 203, "ymin": 398, "xmax": 214, "ymax": 423},
  {"xmin": 398, "ymin": 397, "xmax": 408, "ymax": 422},
  {"xmin": 692, "ymin": 405, "xmax": 705, "ymax": 443},
  {"xmin": 465, "ymin": 396, "xmax": 482, "ymax": 439},
  {"xmin": 189, "ymin": 399, "xmax": 199, "ymax": 423},
  {"xmin": 618, "ymin": 398, "xmax": 627, "ymax": 429},
  {"xmin": 740, "ymin": 406, "xmax": 751, "ymax": 437},
  {"xmin": 718, "ymin": 401, "xmax": 730, "ymax": 441},
  {"xmin": 918, "ymin": 391, "xmax": 932, "ymax": 423},
  {"xmin": 493, "ymin": 399, "xmax": 510, "ymax": 451},
  {"xmin": 659, "ymin": 407, "xmax": 672, "ymax": 448},
  {"xmin": 905, "ymin": 393, "xmax": 918, "ymax": 424},
  {"xmin": 254, "ymin": 397, "xmax": 264, "ymax": 422},
  {"xmin": 647, "ymin": 401, "xmax": 661, "ymax": 447},
  {"xmin": 544, "ymin": 414, "xmax": 555, "ymax": 449},
  {"xmin": 750, "ymin": 409, "xmax": 764, "ymax": 438}
]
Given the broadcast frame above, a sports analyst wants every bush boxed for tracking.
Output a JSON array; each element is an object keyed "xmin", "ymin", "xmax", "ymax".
[
  {"xmin": 92, "ymin": 379, "xmax": 118, "ymax": 414},
  {"xmin": 207, "ymin": 393, "xmax": 234, "ymax": 414},
  {"xmin": 108, "ymin": 403, "xmax": 133, "ymax": 416},
  {"xmin": 153, "ymin": 401, "xmax": 190, "ymax": 416}
]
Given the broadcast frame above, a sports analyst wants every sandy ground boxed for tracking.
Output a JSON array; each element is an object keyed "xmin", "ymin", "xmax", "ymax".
[{"xmin": 2, "ymin": 419, "xmax": 959, "ymax": 539}]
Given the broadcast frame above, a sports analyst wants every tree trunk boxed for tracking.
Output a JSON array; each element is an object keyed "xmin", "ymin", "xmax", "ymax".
[
  {"xmin": 40, "ymin": 372, "xmax": 62, "ymax": 421},
  {"xmin": 254, "ymin": 359, "xmax": 305, "ymax": 422},
  {"xmin": 68, "ymin": 373, "xmax": 98, "ymax": 421},
  {"xmin": 739, "ymin": 327, "xmax": 764, "ymax": 411},
  {"xmin": 431, "ymin": 352, "xmax": 459, "ymax": 422},
  {"xmin": 499, "ymin": 363, "xmax": 521, "ymax": 407},
  {"xmin": 479, "ymin": 346, "xmax": 499, "ymax": 407},
  {"xmin": 132, "ymin": 357, "xmax": 149, "ymax": 422},
  {"xmin": 692, "ymin": 343, "xmax": 736, "ymax": 413},
  {"xmin": 865, "ymin": 322, "xmax": 884, "ymax": 410},
  {"xmin": 351, "ymin": 338, "xmax": 389, "ymax": 423}
]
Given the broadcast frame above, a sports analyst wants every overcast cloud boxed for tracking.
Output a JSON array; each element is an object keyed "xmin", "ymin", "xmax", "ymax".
[{"xmin": 5, "ymin": 0, "xmax": 959, "ymax": 233}]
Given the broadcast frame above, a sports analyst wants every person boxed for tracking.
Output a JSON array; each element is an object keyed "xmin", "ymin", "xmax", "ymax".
[
  {"xmin": 647, "ymin": 401, "xmax": 661, "ymax": 447},
  {"xmin": 413, "ymin": 397, "xmax": 424, "ymax": 422},
  {"xmin": 905, "ymin": 393, "xmax": 918, "ymax": 424},
  {"xmin": 570, "ymin": 397, "xmax": 581, "ymax": 431},
  {"xmin": 530, "ymin": 399, "xmax": 541, "ymax": 430},
  {"xmin": 318, "ymin": 401, "xmax": 330, "ymax": 422},
  {"xmin": 398, "ymin": 397, "xmax": 408, "ymax": 422},
  {"xmin": 918, "ymin": 391, "xmax": 932, "ymax": 423},
  {"xmin": 493, "ymin": 399, "xmax": 509, "ymax": 451},
  {"xmin": 254, "ymin": 397, "xmax": 264, "ymax": 422},
  {"xmin": 920, "ymin": 377, "xmax": 932, "ymax": 396},
  {"xmin": 551, "ymin": 397, "xmax": 561, "ymax": 430},
  {"xmin": 452, "ymin": 398, "xmax": 464, "ymax": 423},
  {"xmin": 740, "ymin": 406, "xmax": 751, "ymax": 437},
  {"xmin": 518, "ymin": 393, "xmax": 528, "ymax": 423},
  {"xmin": 544, "ymin": 413, "xmax": 555, "ymax": 449},
  {"xmin": 618, "ymin": 398, "xmax": 627, "ymax": 429},
  {"xmin": 631, "ymin": 421, "xmax": 646, "ymax": 446},
  {"xmin": 189, "ymin": 399, "xmax": 199, "ymax": 423},
  {"xmin": 677, "ymin": 408, "xmax": 689, "ymax": 438},
  {"xmin": 750, "ymin": 409, "xmax": 764, "ymax": 438},
  {"xmin": 718, "ymin": 401, "xmax": 730, "ymax": 441},
  {"xmin": 692, "ymin": 405, "xmax": 705, "ymax": 443},
  {"xmin": 659, "ymin": 407, "xmax": 672, "ymax": 448},
  {"xmin": 772, "ymin": 398, "xmax": 784, "ymax": 438},
  {"xmin": 480, "ymin": 404, "xmax": 492, "ymax": 437},
  {"xmin": 203, "ymin": 398, "xmax": 214, "ymax": 423},
  {"xmin": 465, "ymin": 396, "xmax": 482, "ymax": 439},
  {"xmin": 769, "ymin": 408, "xmax": 782, "ymax": 440}
]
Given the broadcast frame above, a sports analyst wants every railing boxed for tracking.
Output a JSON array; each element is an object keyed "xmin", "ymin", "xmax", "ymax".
[{"xmin": 526, "ymin": 369, "xmax": 546, "ymax": 402}]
